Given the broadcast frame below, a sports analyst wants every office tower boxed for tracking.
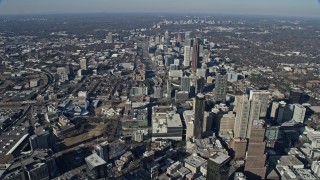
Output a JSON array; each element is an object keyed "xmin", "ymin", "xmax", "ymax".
[
  {"xmin": 214, "ymin": 68, "xmax": 228, "ymax": 103},
  {"xmin": 194, "ymin": 93, "xmax": 205, "ymax": 139},
  {"xmin": 107, "ymin": 32, "xmax": 113, "ymax": 43},
  {"xmin": 245, "ymin": 120, "xmax": 266, "ymax": 180},
  {"xmin": 27, "ymin": 163, "xmax": 50, "ymax": 180},
  {"xmin": 57, "ymin": 67, "xmax": 69, "ymax": 82},
  {"xmin": 230, "ymin": 138, "xmax": 247, "ymax": 160},
  {"xmin": 270, "ymin": 101, "xmax": 279, "ymax": 119},
  {"xmin": 29, "ymin": 131, "xmax": 50, "ymax": 150},
  {"xmin": 94, "ymin": 141, "xmax": 109, "ymax": 162},
  {"xmin": 183, "ymin": 45, "xmax": 191, "ymax": 67},
  {"xmin": 165, "ymin": 55, "xmax": 173, "ymax": 67},
  {"xmin": 199, "ymin": 44, "xmax": 204, "ymax": 57},
  {"xmin": 234, "ymin": 95, "xmax": 251, "ymax": 138},
  {"xmin": 177, "ymin": 33, "xmax": 182, "ymax": 43},
  {"xmin": 203, "ymin": 112, "xmax": 213, "ymax": 134},
  {"xmin": 234, "ymin": 95, "xmax": 261, "ymax": 139},
  {"xmin": 195, "ymin": 77, "xmax": 205, "ymax": 94},
  {"xmin": 292, "ymin": 104, "xmax": 306, "ymax": 123},
  {"xmin": 167, "ymin": 79, "xmax": 172, "ymax": 98},
  {"xmin": 219, "ymin": 112, "xmax": 236, "ymax": 133},
  {"xmin": 153, "ymin": 86, "xmax": 163, "ymax": 99},
  {"xmin": 246, "ymin": 100, "xmax": 261, "ymax": 138},
  {"xmin": 276, "ymin": 101, "xmax": 286, "ymax": 123},
  {"xmin": 85, "ymin": 153, "xmax": 107, "ymax": 179},
  {"xmin": 184, "ymin": 110, "xmax": 195, "ymax": 140},
  {"xmin": 175, "ymin": 91, "xmax": 189, "ymax": 102},
  {"xmin": 185, "ymin": 31, "xmax": 191, "ymax": 45},
  {"xmin": 249, "ymin": 90, "xmax": 269, "ymax": 118},
  {"xmin": 181, "ymin": 75, "xmax": 191, "ymax": 92},
  {"xmin": 80, "ymin": 58, "xmax": 87, "ymax": 70},
  {"xmin": 290, "ymin": 88, "xmax": 303, "ymax": 104},
  {"xmin": 164, "ymin": 30, "xmax": 170, "ymax": 46},
  {"xmin": 192, "ymin": 38, "xmax": 199, "ymax": 72},
  {"xmin": 207, "ymin": 152, "xmax": 231, "ymax": 180},
  {"xmin": 164, "ymin": 30, "xmax": 169, "ymax": 39}
]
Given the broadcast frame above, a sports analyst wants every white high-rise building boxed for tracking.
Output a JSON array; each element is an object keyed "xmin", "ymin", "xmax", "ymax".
[
  {"xmin": 234, "ymin": 95, "xmax": 251, "ymax": 138},
  {"xmin": 249, "ymin": 90, "xmax": 269, "ymax": 118},
  {"xmin": 292, "ymin": 104, "xmax": 306, "ymax": 123},
  {"xmin": 80, "ymin": 59, "xmax": 87, "ymax": 70},
  {"xmin": 234, "ymin": 95, "xmax": 261, "ymax": 138},
  {"xmin": 183, "ymin": 46, "xmax": 191, "ymax": 67}
]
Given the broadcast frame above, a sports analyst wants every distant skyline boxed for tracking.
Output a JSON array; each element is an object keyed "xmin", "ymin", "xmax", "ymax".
[{"xmin": 0, "ymin": 0, "xmax": 319, "ymax": 18}]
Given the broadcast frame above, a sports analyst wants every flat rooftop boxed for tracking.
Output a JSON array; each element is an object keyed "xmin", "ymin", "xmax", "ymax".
[
  {"xmin": 184, "ymin": 154, "xmax": 206, "ymax": 168},
  {"xmin": 85, "ymin": 153, "xmax": 106, "ymax": 169},
  {"xmin": 209, "ymin": 152, "xmax": 230, "ymax": 165}
]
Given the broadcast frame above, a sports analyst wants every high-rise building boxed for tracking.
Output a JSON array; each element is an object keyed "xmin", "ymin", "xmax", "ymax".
[
  {"xmin": 107, "ymin": 32, "xmax": 113, "ymax": 43},
  {"xmin": 164, "ymin": 30, "xmax": 169, "ymax": 39},
  {"xmin": 195, "ymin": 77, "xmax": 205, "ymax": 94},
  {"xmin": 246, "ymin": 100, "xmax": 261, "ymax": 138},
  {"xmin": 164, "ymin": 30, "xmax": 170, "ymax": 46},
  {"xmin": 194, "ymin": 93, "xmax": 205, "ymax": 139},
  {"xmin": 57, "ymin": 67, "xmax": 69, "ymax": 82},
  {"xmin": 153, "ymin": 86, "xmax": 163, "ymax": 99},
  {"xmin": 181, "ymin": 75, "xmax": 191, "ymax": 92},
  {"xmin": 177, "ymin": 33, "xmax": 182, "ymax": 43},
  {"xmin": 85, "ymin": 153, "xmax": 107, "ymax": 179},
  {"xmin": 183, "ymin": 45, "xmax": 191, "ymax": 67},
  {"xmin": 94, "ymin": 141, "xmax": 109, "ymax": 162},
  {"xmin": 230, "ymin": 138, "xmax": 247, "ymax": 160},
  {"xmin": 234, "ymin": 95, "xmax": 251, "ymax": 138},
  {"xmin": 249, "ymin": 90, "xmax": 269, "ymax": 118},
  {"xmin": 203, "ymin": 112, "xmax": 213, "ymax": 134},
  {"xmin": 185, "ymin": 31, "xmax": 191, "ymax": 45},
  {"xmin": 292, "ymin": 104, "xmax": 306, "ymax": 123},
  {"xmin": 207, "ymin": 152, "xmax": 231, "ymax": 180},
  {"xmin": 290, "ymin": 88, "xmax": 303, "ymax": 104},
  {"xmin": 80, "ymin": 58, "xmax": 87, "ymax": 70},
  {"xmin": 183, "ymin": 110, "xmax": 195, "ymax": 140},
  {"xmin": 270, "ymin": 101, "xmax": 279, "ymax": 119},
  {"xmin": 214, "ymin": 68, "xmax": 228, "ymax": 103},
  {"xmin": 276, "ymin": 101, "xmax": 287, "ymax": 124},
  {"xmin": 192, "ymin": 38, "xmax": 199, "ymax": 72},
  {"xmin": 234, "ymin": 95, "xmax": 261, "ymax": 139},
  {"xmin": 245, "ymin": 120, "xmax": 266, "ymax": 180},
  {"xmin": 218, "ymin": 111, "xmax": 236, "ymax": 133},
  {"xmin": 29, "ymin": 131, "xmax": 50, "ymax": 150},
  {"xmin": 167, "ymin": 79, "xmax": 172, "ymax": 98}
]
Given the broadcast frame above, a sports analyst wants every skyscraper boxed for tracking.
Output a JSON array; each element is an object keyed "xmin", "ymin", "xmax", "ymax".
[
  {"xmin": 80, "ymin": 58, "xmax": 87, "ymax": 70},
  {"xmin": 177, "ymin": 33, "xmax": 182, "ymax": 43},
  {"xmin": 194, "ymin": 93, "xmax": 205, "ymax": 139},
  {"xmin": 107, "ymin": 32, "xmax": 113, "ymax": 43},
  {"xmin": 292, "ymin": 104, "xmax": 306, "ymax": 123},
  {"xmin": 183, "ymin": 45, "xmax": 191, "ymax": 67},
  {"xmin": 207, "ymin": 152, "xmax": 231, "ymax": 180},
  {"xmin": 234, "ymin": 95, "xmax": 251, "ymax": 138},
  {"xmin": 214, "ymin": 68, "xmax": 228, "ymax": 103},
  {"xmin": 181, "ymin": 75, "xmax": 191, "ymax": 92},
  {"xmin": 290, "ymin": 88, "xmax": 303, "ymax": 104},
  {"xmin": 234, "ymin": 95, "xmax": 261, "ymax": 139},
  {"xmin": 94, "ymin": 141, "xmax": 109, "ymax": 162},
  {"xmin": 245, "ymin": 120, "xmax": 266, "ymax": 180},
  {"xmin": 185, "ymin": 31, "xmax": 191, "ymax": 45},
  {"xmin": 167, "ymin": 79, "xmax": 172, "ymax": 98},
  {"xmin": 249, "ymin": 90, "xmax": 269, "ymax": 118},
  {"xmin": 191, "ymin": 38, "xmax": 199, "ymax": 72}
]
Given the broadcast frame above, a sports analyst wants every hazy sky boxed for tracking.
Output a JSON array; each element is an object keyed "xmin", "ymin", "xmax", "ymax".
[{"xmin": 0, "ymin": 0, "xmax": 319, "ymax": 17}]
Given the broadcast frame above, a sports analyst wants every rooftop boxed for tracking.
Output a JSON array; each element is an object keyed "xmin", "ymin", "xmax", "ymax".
[
  {"xmin": 209, "ymin": 152, "xmax": 230, "ymax": 165},
  {"xmin": 85, "ymin": 153, "xmax": 106, "ymax": 169},
  {"xmin": 184, "ymin": 154, "xmax": 206, "ymax": 168}
]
